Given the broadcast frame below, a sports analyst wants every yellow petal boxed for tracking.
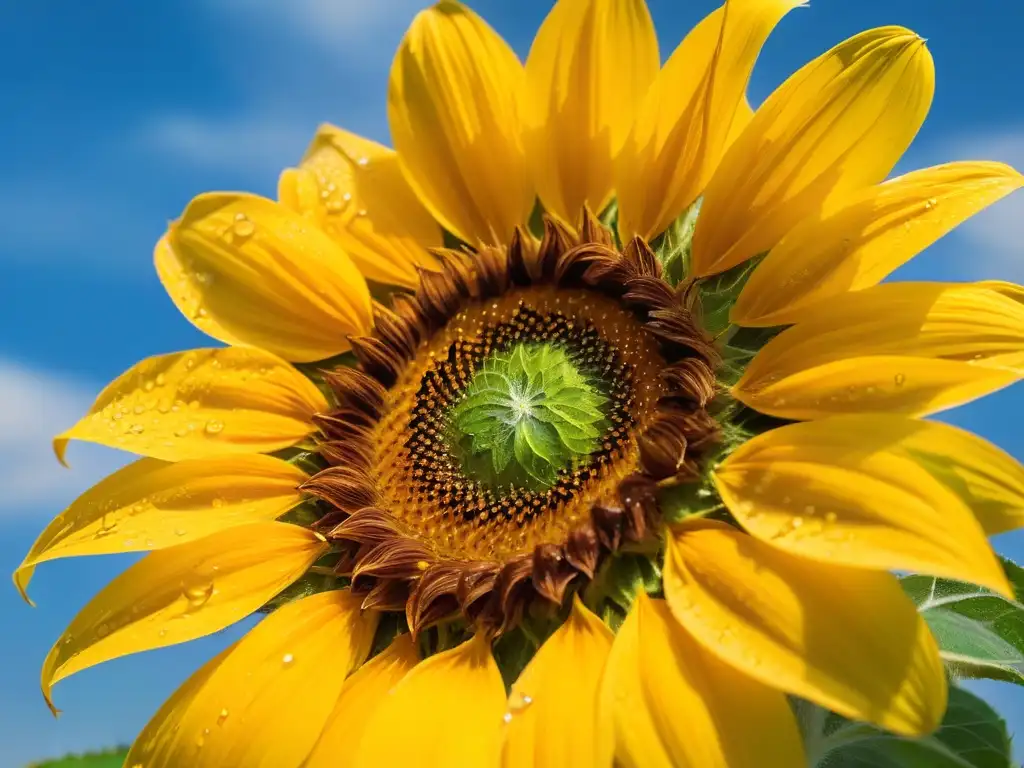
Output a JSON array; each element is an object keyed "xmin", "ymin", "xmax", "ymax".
[
  {"xmin": 501, "ymin": 597, "xmax": 613, "ymax": 768},
  {"xmin": 305, "ymin": 634, "xmax": 419, "ymax": 768},
  {"xmin": 159, "ymin": 192, "xmax": 373, "ymax": 362},
  {"xmin": 523, "ymin": 0, "xmax": 658, "ymax": 225},
  {"xmin": 733, "ymin": 162, "xmax": 1024, "ymax": 326},
  {"xmin": 389, "ymin": 1, "xmax": 533, "ymax": 247},
  {"xmin": 14, "ymin": 455, "xmax": 308, "ymax": 603},
  {"xmin": 692, "ymin": 26, "xmax": 935, "ymax": 276},
  {"xmin": 126, "ymin": 589, "xmax": 378, "ymax": 768},
  {"xmin": 54, "ymin": 347, "xmax": 328, "ymax": 463},
  {"xmin": 664, "ymin": 522, "xmax": 947, "ymax": 736},
  {"xmin": 715, "ymin": 416, "xmax": 1012, "ymax": 596},
  {"xmin": 279, "ymin": 124, "xmax": 443, "ymax": 289},
  {"xmin": 354, "ymin": 634, "xmax": 506, "ymax": 767},
  {"xmin": 600, "ymin": 593, "xmax": 804, "ymax": 768},
  {"xmin": 42, "ymin": 521, "xmax": 327, "ymax": 712},
  {"xmin": 617, "ymin": 0, "xmax": 801, "ymax": 241},
  {"xmin": 734, "ymin": 282, "xmax": 1024, "ymax": 418}
]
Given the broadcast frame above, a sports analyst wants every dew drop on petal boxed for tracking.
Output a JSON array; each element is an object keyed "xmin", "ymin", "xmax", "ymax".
[
  {"xmin": 217, "ymin": 708, "xmax": 229, "ymax": 726},
  {"xmin": 183, "ymin": 581, "xmax": 214, "ymax": 610},
  {"xmin": 356, "ymin": 156, "xmax": 370, "ymax": 167},
  {"xmin": 894, "ymin": 373, "xmax": 906, "ymax": 387},
  {"xmin": 232, "ymin": 212, "xmax": 255, "ymax": 239},
  {"xmin": 282, "ymin": 652, "xmax": 295, "ymax": 667},
  {"xmin": 204, "ymin": 419, "xmax": 225, "ymax": 435},
  {"xmin": 507, "ymin": 690, "xmax": 533, "ymax": 713}
]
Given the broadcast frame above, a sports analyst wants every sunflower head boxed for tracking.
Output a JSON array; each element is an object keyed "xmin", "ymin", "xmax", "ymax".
[
  {"xmin": 304, "ymin": 215, "xmax": 719, "ymax": 636},
  {"xmin": 19, "ymin": 0, "xmax": 1024, "ymax": 766}
]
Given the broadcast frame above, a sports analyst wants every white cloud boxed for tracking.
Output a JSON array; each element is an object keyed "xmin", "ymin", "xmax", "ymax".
[
  {"xmin": 0, "ymin": 360, "xmax": 127, "ymax": 516},
  {"xmin": 943, "ymin": 129, "xmax": 1024, "ymax": 280},
  {"xmin": 141, "ymin": 113, "xmax": 311, "ymax": 175},
  {"xmin": 212, "ymin": 0, "xmax": 429, "ymax": 51}
]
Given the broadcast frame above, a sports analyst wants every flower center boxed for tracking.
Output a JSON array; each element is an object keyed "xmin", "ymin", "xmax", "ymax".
[
  {"xmin": 370, "ymin": 287, "xmax": 667, "ymax": 562},
  {"xmin": 449, "ymin": 339, "xmax": 611, "ymax": 492}
]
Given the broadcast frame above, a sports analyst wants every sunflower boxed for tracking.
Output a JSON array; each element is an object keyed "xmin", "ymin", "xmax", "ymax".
[{"xmin": 17, "ymin": 0, "xmax": 1024, "ymax": 765}]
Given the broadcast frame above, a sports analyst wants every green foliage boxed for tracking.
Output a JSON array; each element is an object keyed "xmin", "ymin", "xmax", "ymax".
[
  {"xmin": 797, "ymin": 686, "xmax": 1013, "ymax": 768},
  {"xmin": 451, "ymin": 343, "xmax": 608, "ymax": 491},
  {"xmin": 650, "ymin": 198, "xmax": 701, "ymax": 286},
  {"xmin": 27, "ymin": 748, "xmax": 128, "ymax": 768},
  {"xmin": 902, "ymin": 558, "xmax": 1024, "ymax": 686}
]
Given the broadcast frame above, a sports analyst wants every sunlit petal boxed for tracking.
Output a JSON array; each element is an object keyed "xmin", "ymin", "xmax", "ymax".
[
  {"xmin": 126, "ymin": 590, "xmax": 377, "ymax": 768},
  {"xmin": 54, "ymin": 347, "xmax": 328, "ymax": 463},
  {"xmin": 715, "ymin": 416, "xmax": 1012, "ymax": 596},
  {"xmin": 159, "ymin": 193, "xmax": 373, "ymax": 362},
  {"xmin": 664, "ymin": 522, "xmax": 946, "ymax": 736},
  {"xmin": 42, "ymin": 522, "xmax": 327, "ymax": 713},
  {"xmin": 389, "ymin": 1, "xmax": 532, "ymax": 247},
  {"xmin": 692, "ymin": 26, "xmax": 935, "ymax": 276},
  {"xmin": 14, "ymin": 455, "xmax": 308, "ymax": 603}
]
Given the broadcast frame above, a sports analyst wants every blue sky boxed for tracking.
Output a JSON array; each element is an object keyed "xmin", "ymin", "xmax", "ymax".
[{"xmin": 1, "ymin": 0, "xmax": 1023, "ymax": 764}]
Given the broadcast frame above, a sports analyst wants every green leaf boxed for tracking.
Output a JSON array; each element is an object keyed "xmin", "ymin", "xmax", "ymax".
[
  {"xmin": 692, "ymin": 254, "xmax": 764, "ymax": 340},
  {"xmin": 27, "ymin": 748, "xmax": 129, "ymax": 768},
  {"xmin": 902, "ymin": 558, "xmax": 1024, "ymax": 686},
  {"xmin": 798, "ymin": 686, "xmax": 1013, "ymax": 768},
  {"xmin": 650, "ymin": 198, "xmax": 701, "ymax": 286}
]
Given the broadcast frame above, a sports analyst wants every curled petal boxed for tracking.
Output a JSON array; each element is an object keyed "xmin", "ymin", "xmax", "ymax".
[
  {"xmin": 715, "ymin": 416, "xmax": 1012, "ymax": 596},
  {"xmin": 14, "ymin": 455, "xmax": 308, "ymax": 602},
  {"xmin": 692, "ymin": 26, "xmax": 935, "ymax": 276},
  {"xmin": 279, "ymin": 124, "xmax": 442, "ymax": 289},
  {"xmin": 126, "ymin": 589, "xmax": 378, "ymax": 768},
  {"xmin": 54, "ymin": 347, "xmax": 328, "ymax": 463},
  {"xmin": 158, "ymin": 193, "xmax": 373, "ymax": 362},
  {"xmin": 664, "ymin": 522, "xmax": 947, "ymax": 736}
]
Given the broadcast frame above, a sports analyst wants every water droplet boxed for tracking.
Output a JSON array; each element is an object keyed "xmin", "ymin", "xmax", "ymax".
[
  {"xmin": 894, "ymin": 373, "xmax": 906, "ymax": 387},
  {"xmin": 97, "ymin": 515, "xmax": 118, "ymax": 536},
  {"xmin": 175, "ymin": 527, "xmax": 187, "ymax": 537},
  {"xmin": 824, "ymin": 511, "xmax": 838, "ymax": 523},
  {"xmin": 97, "ymin": 623, "xmax": 110, "ymax": 638},
  {"xmin": 195, "ymin": 732, "xmax": 206, "ymax": 749},
  {"xmin": 791, "ymin": 517, "xmax": 804, "ymax": 529},
  {"xmin": 183, "ymin": 581, "xmax": 214, "ymax": 610},
  {"xmin": 212, "ymin": 498, "xmax": 225, "ymax": 509},
  {"xmin": 342, "ymin": 192, "xmax": 352, "ymax": 202},
  {"xmin": 924, "ymin": 197, "xmax": 938, "ymax": 210},
  {"xmin": 356, "ymin": 156, "xmax": 370, "ymax": 167},
  {"xmin": 232, "ymin": 212, "xmax": 255, "ymax": 239},
  {"xmin": 158, "ymin": 628, "xmax": 168, "ymax": 638},
  {"xmin": 217, "ymin": 708, "xmax": 229, "ymax": 726},
  {"xmin": 508, "ymin": 690, "xmax": 533, "ymax": 713},
  {"xmin": 155, "ymin": 373, "xmax": 167, "ymax": 386},
  {"xmin": 282, "ymin": 653, "xmax": 295, "ymax": 666},
  {"xmin": 356, "ymin": 209, "xmax": 368, "ymax": 217},
  {"xmin": 174, "ymin": 427, "xmax": 189, "ymax": 438},
  {"xmin": 143, "ymin": 380, "xmax": 155, "ymax": 392},
  {"xmin": 128, "ymin": 423, "xmax": 145, "ymax": 435},
  {"xmin": 204, "ymin": 419, "xmax": 225, "ymax": 435}
]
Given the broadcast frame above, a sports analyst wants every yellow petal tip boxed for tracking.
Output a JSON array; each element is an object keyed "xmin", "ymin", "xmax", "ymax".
[
  {"xmin": 12, "ymin": 567, "xmax": 35, "ymax": 607},
  {"xmin": 52, "ymin": 435, "xmax": 70, "ymax": 468}
]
